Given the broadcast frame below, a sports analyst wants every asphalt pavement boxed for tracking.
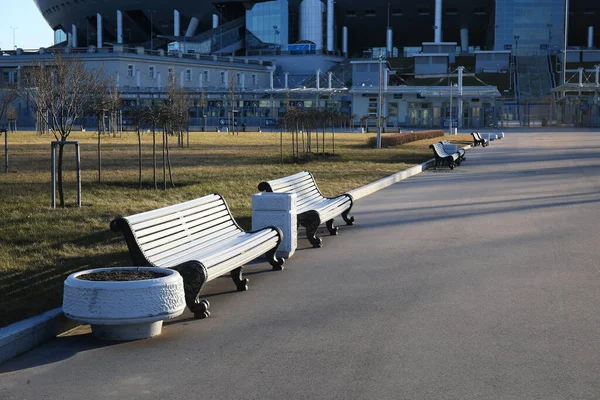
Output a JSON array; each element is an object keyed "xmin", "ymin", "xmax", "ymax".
[{"xmin": 1, "ymin": 130, "xmax": 600, "ymax": 400}]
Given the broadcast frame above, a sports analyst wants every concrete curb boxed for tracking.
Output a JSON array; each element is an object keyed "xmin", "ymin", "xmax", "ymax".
[
  {"xmin": 0, "ymin": 141, "xmax": 480, "ymax": 365},
  {"xmin": 0, "ymin": 308, "xmax": 80, "ymax": 365},
  {"xmin": 348, "ymin": 144, "xmax": 473, "ymax": 202}
]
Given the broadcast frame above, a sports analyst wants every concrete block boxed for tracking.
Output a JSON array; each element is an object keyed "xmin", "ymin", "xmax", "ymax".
[{"xmin": 252, "ymin": 193, "xmax": 297, "ymax": 259}]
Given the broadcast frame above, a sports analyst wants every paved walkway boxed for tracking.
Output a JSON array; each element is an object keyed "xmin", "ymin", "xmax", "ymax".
[{"xmin": 2, "ymin": 130, "xmax": 600, "ymax": 399}]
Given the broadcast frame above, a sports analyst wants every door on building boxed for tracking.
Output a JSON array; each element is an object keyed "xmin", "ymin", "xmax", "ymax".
[
  {"xmin": 471, "ymin": 106, "xmax": 481, "ymax": 128},
  {"xmin": 408, "ymin": 103, "xmax": 432, "ymax": 127}
]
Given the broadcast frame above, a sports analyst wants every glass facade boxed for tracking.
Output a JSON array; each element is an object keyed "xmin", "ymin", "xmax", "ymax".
[
  {"xmin": 54, "ymin": 29, "xmax": 67, "ymax": 45},
  {"xmin": 246, "ymin": 0, "xmax": 289, "ymax": 54},
  {"xmin": 495, "ymin": 0, "xmax": 565, "ymax": 54}
]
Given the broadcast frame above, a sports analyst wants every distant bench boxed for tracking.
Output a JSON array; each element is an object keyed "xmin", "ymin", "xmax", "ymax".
[
  {"xmin": 110, "ymin": 193, "xmax": 285, "ymax": 319},
  {"xmin": 258, "ymin": 171, "xmax": 354, "ymax": 248},
  {"xmin": 471, "ymin": 132, "xmax": 489, "ymax": 147}
]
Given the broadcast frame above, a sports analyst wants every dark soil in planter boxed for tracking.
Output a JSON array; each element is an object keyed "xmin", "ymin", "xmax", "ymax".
[{"xmin": 78, "ymin": 270, "xmax": 167, "ymax": 282}]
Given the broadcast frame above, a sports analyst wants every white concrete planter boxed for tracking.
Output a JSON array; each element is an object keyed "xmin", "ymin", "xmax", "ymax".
[{"xmin": 63, "ymin": 267, "xmax": 186, "ymax": 341}]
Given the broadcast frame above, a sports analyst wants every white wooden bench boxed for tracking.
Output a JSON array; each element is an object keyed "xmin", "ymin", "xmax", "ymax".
[
  {"xmin": 471, "ymin": 132, "xmax": 489, "ymax": 147},
  {"xmin": 440, "ymin": 139, "xmax": 466, "ymax": 163},
  {"xmin": 429, "ymin": 142, "xmax": 460, "ymax": 170},
  {"xmin": 258, "ymin": 171, "xmax": 354, "ymax": 248},
  {"xmin": 110, "ymin": 193, "xmax": 285, "ymax": 319}
]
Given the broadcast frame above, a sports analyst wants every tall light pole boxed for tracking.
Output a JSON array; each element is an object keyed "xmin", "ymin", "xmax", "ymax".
[
  {"xmin": 376, "ymin": 54, "xmax": 383, "ymax": 149},
  {"xmin": 148, "ymin": 10, "xmax": 155, "ymax": 50},
  {"xmin": 562, "ymin": 0, "xmax": 569, "ymax": 87},
  {"xmin": 10, "ymin": 26, "xmax": 17, "ymax": 50},
  {"xmin": 449, "ymin": 81, "xmax": 453, "ymax": 135}
]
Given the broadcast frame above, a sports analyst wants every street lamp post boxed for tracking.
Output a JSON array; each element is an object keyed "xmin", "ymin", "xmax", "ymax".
[
  {"xmin": 149, "ymin": 10, "xmax": 155, "ymax": 51},
  {"xmin": 376, "ymin": 54, "xmax": 383, "ymax": 149},
  {"xmin": 10, "ymin": 26, "xmax": 17, "ymax": 50}
]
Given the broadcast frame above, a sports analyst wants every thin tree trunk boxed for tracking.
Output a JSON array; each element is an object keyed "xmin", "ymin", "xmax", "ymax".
[
  {"xmin": 137, "ymin": 127, "xmax": 142, "ymax": 189},
  {"xmin": 162, "ymin": 129, "xmax": 166, "ymax": 190},
  {"xmin": 332, "ymin": 126, "xmax": 335, "ymax": 155},
  {"xmin": 152, "ymin": 125, "xmax": 157, "ymax": 189},
  {"xmin": 166, "ymin": 127, "xmax": 175, "ymax": 188},
  {"xmin": 58, "ymin": 143, "xmax": 65, "ymax": 207},
  {"xmin": 97, "ymin": 117, "xmax": 102, "ymax": 183}
]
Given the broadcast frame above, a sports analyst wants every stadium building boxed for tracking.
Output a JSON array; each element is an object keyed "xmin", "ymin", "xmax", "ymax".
[{"xmin": 1, "ymin": 0, "xmax": 599, "ymax": 128}]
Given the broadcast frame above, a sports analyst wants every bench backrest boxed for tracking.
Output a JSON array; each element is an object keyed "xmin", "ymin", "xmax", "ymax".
[
  {"xmin": 472, "ymin": 132, "xmax": 483, "ymax": 140},
  {"xmin": 430, "ymin": 142, "xmax": 451, "ymax": 157},
  {"xmin": 258, "ymin": 171, "xmax": 327, "ymax": 211},
  {"xmin": 111, "ymin": 194, "xmax": 244, "ymax": 267},
  {"xmin": 440, "ymin": 140, "xmax": 459, "ymax": 152}
]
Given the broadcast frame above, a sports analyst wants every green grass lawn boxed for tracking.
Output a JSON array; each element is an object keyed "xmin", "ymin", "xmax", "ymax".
[{"xmin": 0, "ymin": 130, "xmax": 472, "ymax": 327}]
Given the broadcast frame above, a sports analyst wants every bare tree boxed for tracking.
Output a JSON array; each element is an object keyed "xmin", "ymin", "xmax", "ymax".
[
  {"xmin": 0, "ymin": 84, "xmax": 18, "ymax": 129},
  {"xmin": 88, "ymin": 78, "xmax": 120, "ymax": 183},
  {"xmin": 22, "ymin": 54, "xmax": 102, "ymax": 207}
]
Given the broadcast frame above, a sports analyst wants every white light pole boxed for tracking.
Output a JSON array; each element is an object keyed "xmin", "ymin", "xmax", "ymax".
[
  {"xmin": 10, "ymin": 26, "xmax": 17, "ymax": 50},
  {"xmin": 376, "ymin": 54, "xmax": 383, "ymax": 149},
  {"xmin": 448, "ymin": 81, "xmax": 458, "ymax": 134},
  {"xmin": 562, "ymin": 0, "xmax": 569, "ymax": 87}
]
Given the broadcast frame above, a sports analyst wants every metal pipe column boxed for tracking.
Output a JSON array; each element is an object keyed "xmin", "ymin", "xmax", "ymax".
[
  {"xmin": 174, "ymin": 10, "xmax": 180, "ymax": 37},
  {"xmin": 117, "ymin": 10, "xmax": 123, "ymax": 44},
  {"xmin": 434, "ymin": 0, "xmax": 442, "ymax": 43},
  {"xmin": 96, "ymin": 13, "xmax": 103, "ymax": 48},
  {"xmin": 327, "ymin": 0, "xmax": 334, "ymax": 52}
]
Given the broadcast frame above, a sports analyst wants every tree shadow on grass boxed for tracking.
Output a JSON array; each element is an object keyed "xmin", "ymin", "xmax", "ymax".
[{"xmin": 0, "ymin": 246, "xmax": 131, "ymax": 328}]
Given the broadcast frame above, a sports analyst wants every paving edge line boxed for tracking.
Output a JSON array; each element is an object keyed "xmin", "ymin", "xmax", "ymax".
[{"xmin": 0, "ymin": 142, "xmax": 483, "ymax": 365}]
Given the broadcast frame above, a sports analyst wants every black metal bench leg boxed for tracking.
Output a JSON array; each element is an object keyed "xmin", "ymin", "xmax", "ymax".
[
  {"xmin": 231, "ymin": 267, "xmax": 249, "ymax": 291},
  {"xmin": 265, "ymin": 247, "xmax": 285, "ymax": 271},
  {"xmin": 326, "ymin": 219, "xmax": 338, "ymax": 235},
  {"xmin": 342, "ymin": 210, "xmax": 355, "ymax": 226},
  {"xmin": 171, "ymin": 262, "xmax": 210, "ymax": 319},
  {"xmin": 304, "ymin": 219, "xmax": 323, "ymax": 248}
]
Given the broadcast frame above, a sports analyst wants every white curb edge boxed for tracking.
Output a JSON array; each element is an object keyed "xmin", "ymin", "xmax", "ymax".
[
  {"xmin": 0, "ymin": 307, "xmax": 80, "ymax": 365},
  {"xmin": 348, "ymin": 144, "xmax": 473, "ymax": 202},
  {"xmin": 0, "ymin": 142, "xmax": 479, "ymax": 365}
]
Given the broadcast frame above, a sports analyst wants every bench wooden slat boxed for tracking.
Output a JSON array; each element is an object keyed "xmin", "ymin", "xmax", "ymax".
[
  {"xmin": 144, "ymin": 223, "xmax": 241, "ymax": 260},
  {"xmin": 125, "ymin": 194, "xmax": 223, "ymax": 225},
  {"xmin": 157, "ymin": 229, "xmax": 277, "ymax": 270},
  {"xmin": 134, "ymin": 210, "xmax": 233, "ymax": 246}
]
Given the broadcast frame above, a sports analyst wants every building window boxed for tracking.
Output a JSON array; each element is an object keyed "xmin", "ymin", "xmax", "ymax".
[
  {"xmin": 391, "ymin": 9, "xmax": 403, "ymax": 16},
  {"xmin": 473, "ymin": 7, "xmax": 486, "ymax": 15},
  {"xmin": 221, "ymin": 71, "xmax": 226, "ymax": 83},
  {"xmin": 251, "ymin": 74, "xmax": 257, "ymax": 85},
  {"xmin": 365, "ymin": 9, "xmax": 376, "ymax": 17},
  {"xmin": 346, "ymin": 9, "xmax": 357, "ymax": 17},
  {"xmin": 584, "ymin": 7, "xmax": 596, "ymax": 15},
  {"xmin": 168, "ymin": 67, "xmax": 175, "ymax": 82},
  {"xmin": 203, "ymin": 70, "xmax": 209, "ymax": 82},
  {"xmin": 186, "ymin": 69, "xmax": 192, "ymax": 82},
  {"xmin": 127, "ymin": 64, "xmax": 134, "ymax": 78},
  {"xmin": 236, "ymin": 72, "xmax": 242, "ymax": 85},
  {"xmin": 444, "ymin": 8, "xmax": 458, "ymax": 15},
  {"xmin": 148, "ymin": 66, "xmax": 156, "ymax": 79}
]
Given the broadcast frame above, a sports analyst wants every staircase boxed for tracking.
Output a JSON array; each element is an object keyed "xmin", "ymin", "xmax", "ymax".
[
  {"xmin": 516, "ymin": 55, "xmax": 553, "ymax": 99},
  {"xmin": 188, "ymin": 16, "xmax": 246, "ymax": 54}
]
